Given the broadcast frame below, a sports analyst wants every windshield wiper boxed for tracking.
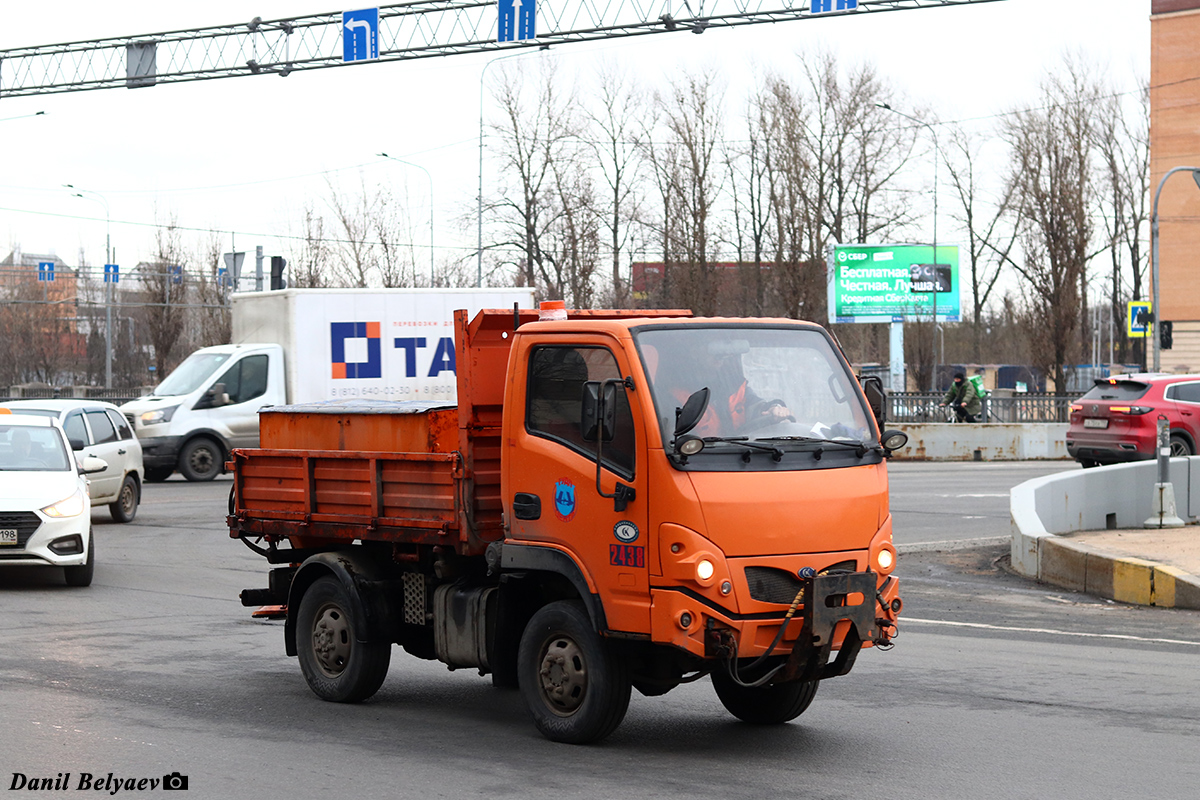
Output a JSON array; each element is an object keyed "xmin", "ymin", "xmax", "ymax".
[
  {"xmin": 702, "ymin": 436, "xmax": 784, "ymax": 463},
  {"xmin": 756, "ymin": 435, "xmax": 874, "ymax": 459}
]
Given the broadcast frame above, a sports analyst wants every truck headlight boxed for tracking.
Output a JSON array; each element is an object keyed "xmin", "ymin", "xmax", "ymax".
[
  {"xmin": 696, "ymin": 559, "xmax": 715, "ymax": 581},
  {"xmin": 42, "ymin": 488, "xmax": 86, "ymax": 518},
  {"xmin": 140, "ymin": 405, "xmax": 179, "ymax": 426}
]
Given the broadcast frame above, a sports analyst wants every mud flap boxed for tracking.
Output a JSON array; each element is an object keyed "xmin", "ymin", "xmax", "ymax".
[{"xmin": 780, "ymin": 571, "xmax": 880, "ymax": 682}]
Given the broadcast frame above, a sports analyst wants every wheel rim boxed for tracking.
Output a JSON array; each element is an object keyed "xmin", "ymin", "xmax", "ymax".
[
  {"xmin": 537, "ymin": 634, "xmax": 588, "ymax": 716},
  {"xmin": 310, "ymin": 602, "xmax": 352, "ymax": 678},
  {"xmin": 1171, "ymin": 439, "xmax": 1190, "ymax": 457},
  {"xmin": 189, "ymin": 445, "xmax": 216, "ymax": 477},
  {"xmin": 119, "ymin": 481, "xmax": 136, "ymax": 516}
]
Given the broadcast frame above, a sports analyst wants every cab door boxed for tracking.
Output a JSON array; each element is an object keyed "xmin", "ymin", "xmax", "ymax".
[
  {"xmin": 506, "ymin": 336, "xmax": 652, "ymax": 635},
  {"xmin": 81, "ymin": 408, "xmax": 123, "ymax": 501}
]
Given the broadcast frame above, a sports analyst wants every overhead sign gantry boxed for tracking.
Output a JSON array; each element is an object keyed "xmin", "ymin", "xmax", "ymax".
[{"xmin": 0, "ymin": 0, "xmax": 1005, "ymax": 98}]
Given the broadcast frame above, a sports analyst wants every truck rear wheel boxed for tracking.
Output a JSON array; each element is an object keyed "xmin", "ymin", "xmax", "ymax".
[
  {"xmin": 711, "ymin": 669, "xmax": 819, "ymax": 724},
  {"xmin": 518, "ymin": 600, "xmax": 631, "ymax": 744},
  {"xmin": 296, "ymin": 576, "xmax": 390, "ymax": 703}
]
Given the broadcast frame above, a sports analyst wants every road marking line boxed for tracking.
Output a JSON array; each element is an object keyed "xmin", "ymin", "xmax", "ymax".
[
  {"xmin": 938, "ymin": 493, "xmax": 1009, "ymax": 498},
  {"xmin": 903, "ymin": 616, "xmax": 1200, "ymax": 646},
  {"xmin": 898, "ymin": 536, "xmax": 1011, "ymax": 552}
]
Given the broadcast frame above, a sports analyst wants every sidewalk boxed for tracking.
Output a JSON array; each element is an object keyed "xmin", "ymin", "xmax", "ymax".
[{"xmin": 1038, "ymin": 526, "xmax": 1200, "ymax": 610}]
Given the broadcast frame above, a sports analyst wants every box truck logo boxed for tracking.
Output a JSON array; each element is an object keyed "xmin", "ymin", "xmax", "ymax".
[
  {"xmin": 392, "ymin": 337, "xmax": 456, "ymax": 377},
  {"xmin": 330, "ymin": 321, "xmax": 382, "ymax": 379}
]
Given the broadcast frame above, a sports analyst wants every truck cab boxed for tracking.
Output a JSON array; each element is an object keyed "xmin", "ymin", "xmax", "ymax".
[{"xmin": 122, "ymin": 343, "xmax": 285, "ymax": 481}]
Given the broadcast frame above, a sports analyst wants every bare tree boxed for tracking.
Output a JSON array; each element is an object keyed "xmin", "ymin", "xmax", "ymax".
[
  {"xmin": 288, "ymin": 204, "xmax": 335, "ymax": 289},
  {"xmin": 652, "ymin": 69, "xmax": 726, "ymax": 316},
  {"xmin": 326, "ymin": 174, "xmax": 381, "ymax": 288},
  {"xmin": 1095, "ymin": 83, "xmax": 1150, "ymax": 365},
  {"xmin": 193, "ymin": 234, "xmax": 231, "ymax": 347},
  {"xmin": 942, "ymin": 124, "xmax": 1017, "ymax": 361},
  {"xmin": 491, "ymin": 60, "xmax": 580, "ymax": 294},
  {"xmin": 585, "ymin": 61, "xmax": 644, "ymax": 307},
  {"xmin": 141, "ymin": 222, "xmax": 189, "ymax": 377},
  {"xmin": 1000, "ymin": 61, "xmax": 1100, "ymax": 395}
]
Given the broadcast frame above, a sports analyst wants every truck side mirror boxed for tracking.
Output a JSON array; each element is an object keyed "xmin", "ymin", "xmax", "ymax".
[
  {"xmin": 674, "ymin": 387, "xmax": 710, "ymax": 437},
  {"xmin": 581, "ymin": 381, "xmax": 616, "ymax": 442},
  {"xmin": 859, "ymin": 376, "xmax": 886, "ymax": 428},
  {"xmin": 196, "ymin": 382, "xmax": 230, "ymax": 410}
]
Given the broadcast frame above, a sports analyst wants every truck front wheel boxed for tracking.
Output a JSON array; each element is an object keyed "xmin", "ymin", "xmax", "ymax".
[
  {"xmin": 711, "ymin": 669, "xmax": 819, "ymax": 724},
  {"xmin": 518, "ymin": 601, "xmax": 631, "ymax": 744},
  {"xmin": 296, "ymin": 576, "xmax": 391, "ymax": 703}
]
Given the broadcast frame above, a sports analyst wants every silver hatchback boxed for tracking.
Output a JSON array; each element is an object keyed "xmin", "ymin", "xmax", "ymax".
[{"xmin": 0, "ymin": 400, "xmax": 144, "ymax": 522}]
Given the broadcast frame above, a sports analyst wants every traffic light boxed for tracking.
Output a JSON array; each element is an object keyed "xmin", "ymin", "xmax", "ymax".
[
  {"xmin": 270, "ymin": 256, "xmax": 287, "ymax": 291},
  {"xmin": 1161, "ymin": 320, "xmax": 1174, "ymax": 351}
]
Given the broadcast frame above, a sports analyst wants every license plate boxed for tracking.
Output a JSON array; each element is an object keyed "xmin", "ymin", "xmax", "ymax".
[
  {"xmin": 0, "ymin": 529, "xmax": 17, "ymax": 545},
  {"xmin": 1084, "ymin": 418, "xmax": 1109, "ymax": 429}
]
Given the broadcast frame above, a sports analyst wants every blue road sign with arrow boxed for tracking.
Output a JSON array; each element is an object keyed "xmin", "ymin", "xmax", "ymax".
[
  {"xmin": 104, "ymin": 264, "xmax": 119, "ymax": 284},
  {"xmin": 343, "ymin": 8, "xmax": 380, "ymax": 62},
  {"xmin": 498, "ymin": 0, "xmax": 536, "ymax": 42},
  {"xmin": 38, "ymin": 261, "xmax": 54, "ymax": 282}
]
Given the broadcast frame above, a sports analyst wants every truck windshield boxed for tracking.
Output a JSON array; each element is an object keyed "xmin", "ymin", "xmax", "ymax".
[
  {"xmin": 635, "ymin": 325, "xmax": 873, "ymax": 449},
  {"xmin": 153, "ymin": 352, "xmax": 231, "ymax": 397}
]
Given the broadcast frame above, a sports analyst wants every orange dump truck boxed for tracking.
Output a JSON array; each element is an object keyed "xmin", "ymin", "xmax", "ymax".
[{"xmin": 228, "ymin": 305, "xmax": 908, "ymax": 743}]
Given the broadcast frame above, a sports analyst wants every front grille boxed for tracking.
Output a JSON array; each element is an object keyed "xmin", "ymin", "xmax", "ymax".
[
  {"xmin": 0, "ymin": 511, "xmax": 42, "ymax": 548},
  {"xmin": 745, "ymin": 567, "xmax": 805, "ymax": 604},
  {"xmin": 745, "ymin": 560, "xmax": 862, "ymax": 604}
]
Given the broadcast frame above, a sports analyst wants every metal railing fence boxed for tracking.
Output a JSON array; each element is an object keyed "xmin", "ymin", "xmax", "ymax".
[{"xmin": 887, "ymin": 392, "xmax": 1081, "ymax": 424}]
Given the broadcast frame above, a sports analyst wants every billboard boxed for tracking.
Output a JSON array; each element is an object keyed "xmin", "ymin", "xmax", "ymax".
[{"xmin": 828, "ymin": 243, "xmax": 960, "ymax": 323}]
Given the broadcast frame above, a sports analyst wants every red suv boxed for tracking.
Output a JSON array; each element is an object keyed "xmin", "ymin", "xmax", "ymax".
[{"xmin": 1066, "ymin": 373, "xmax": 1200, "ymax": 467}]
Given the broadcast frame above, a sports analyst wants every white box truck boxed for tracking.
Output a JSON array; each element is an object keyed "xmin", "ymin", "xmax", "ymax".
[{"xmin": 120, "ymin": 287, "xmax": 535, "ymax": 482}]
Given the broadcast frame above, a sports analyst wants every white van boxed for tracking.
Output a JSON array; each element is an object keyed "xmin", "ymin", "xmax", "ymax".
[{"xmin": 121, "ymin": 288, "xmax": 535, "ymax": 481}]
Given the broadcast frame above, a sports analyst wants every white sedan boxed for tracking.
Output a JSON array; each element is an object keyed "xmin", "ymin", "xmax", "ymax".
[{"xmin": 0, "ymin": 412, "xmax": 108, "ymax": 586}]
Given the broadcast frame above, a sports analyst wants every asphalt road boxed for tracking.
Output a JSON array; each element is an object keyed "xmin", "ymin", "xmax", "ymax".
[{"xmin": 1, "ymin": 465, "xmax": 1197, "ymax": 800}]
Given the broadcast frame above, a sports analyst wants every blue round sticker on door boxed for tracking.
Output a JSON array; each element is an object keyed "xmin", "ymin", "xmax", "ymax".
[{"xmin": 613, "ymin": 521, "xmax": 639, "ymax": 543}]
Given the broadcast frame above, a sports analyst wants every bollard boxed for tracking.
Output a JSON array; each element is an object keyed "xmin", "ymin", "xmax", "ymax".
[{"xmin": 1144, "ymin": 415, "xmax": 1185, "ymax": 528}]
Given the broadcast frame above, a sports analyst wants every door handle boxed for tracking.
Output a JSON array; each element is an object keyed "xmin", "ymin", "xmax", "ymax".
[
  {"xmin": 118, "ymin": 448, "xmax": 127, "ymax": 454},
  {"xmin": 513, "ymin": 492, "xmax": 541, "ymax": 520}
]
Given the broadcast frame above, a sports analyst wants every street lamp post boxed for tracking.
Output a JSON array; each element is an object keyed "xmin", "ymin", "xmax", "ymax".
[
  {"xmin": 1150, "ymin": 166, "xmax": 1200, "ymax": 373},
  {"xmin": 377, "ymin": 153, "xmax": 435, "ymax": 286},
  {"xmin": 66, "ymin": 185, "xmax": 113, "ymax": 389},
  {"xmin": 478, "ymin": 46, "xmax": 548, "ymax": 288},
  {"xmin": 878, "ymin": 103, "xmax": 940, "ymax": 392}
]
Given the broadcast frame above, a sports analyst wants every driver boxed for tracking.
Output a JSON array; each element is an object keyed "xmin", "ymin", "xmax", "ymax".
[
  {"xmin": 676, "ymin": 349, "xmax": 791, "ymax": 437},
  {"xmin": 8, "ymin": 428, "xmax": 36, "ymax": 464}
]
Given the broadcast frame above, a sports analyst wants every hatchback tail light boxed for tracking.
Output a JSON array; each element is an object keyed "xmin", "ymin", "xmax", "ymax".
[{"xmin": 1109, "ymin": 406, "xmax": 1153, "ymax": 415}]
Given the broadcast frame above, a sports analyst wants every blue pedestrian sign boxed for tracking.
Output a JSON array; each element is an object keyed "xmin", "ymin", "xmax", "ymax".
[
  {"xmin": 343, "ymin": 8, "xmax": 379, "ymax": 63},
  {"xmin": 1128, "ymin": 300, "xmax": 1152, "ymax": 338},
  {"xmin": 811, "ymin": 0, "xmax": 857, "ymax": 13},
  {"xmin": 38, "ymin": 261, "xmax": 55, "ymax": 282},
  {"xmin": 104, "ymin": 264, "xmax": 119, "ymax": 284},
  {"xmin": 498, "ymin": 0, "xmax": 536, "ymax": 42}
]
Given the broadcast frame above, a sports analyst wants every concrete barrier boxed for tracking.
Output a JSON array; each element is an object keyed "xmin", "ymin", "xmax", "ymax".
[
  {"xmin": 1009, "ymin": 458, "xmax": 1200, "ymax": 609},
  {"xmin": 890, "ymin": 423, "xmax": 1070, "ymax": 461}
]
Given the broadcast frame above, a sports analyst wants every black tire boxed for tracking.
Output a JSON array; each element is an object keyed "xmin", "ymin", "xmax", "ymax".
[
  {"xmin": 109, "ymin": 474, "xmax": 139, "ymax": 523},
  {"xmin": 517, "ymin": 600, "xmax": 631, "ymax": 744},
  {"xmin": 296, "ymin": 576, "xmax": 390, "ymax": 703},
  {"xmin": 64, "ymin": 534, "xmax": 95, "ymax": 588},
  {"xmin": 1170, "ymin": 434, "xmax": 1193, "ymax": 458},
  {"xmin": 178, "ymin": 437, "xmax": 223, "ymax": 482},
  {"xmin": 143, "ymin": 466, "xmax": 173, "ymax": 483},
  {"xmin": 711, "ymin": 668, "xmax": 819, "ymax": 724}
]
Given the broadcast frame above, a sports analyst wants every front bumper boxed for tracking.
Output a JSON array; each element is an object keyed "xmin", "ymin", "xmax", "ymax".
[
  {"xmin": 135, "ymin": 434, "xmax": 183, "ymax": 469},
  {"xmin": 650, "ymin": 569, "xmax": 900, "ymax": 674},
  {"xmin": 0, "ymin": 508, "xmax": 91, "ymax": 568}
]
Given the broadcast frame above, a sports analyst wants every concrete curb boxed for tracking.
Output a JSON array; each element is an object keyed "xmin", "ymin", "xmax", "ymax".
[{"xmin": 1009, "ymin": 459, "xmax": 1200, "ymax": 610}]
